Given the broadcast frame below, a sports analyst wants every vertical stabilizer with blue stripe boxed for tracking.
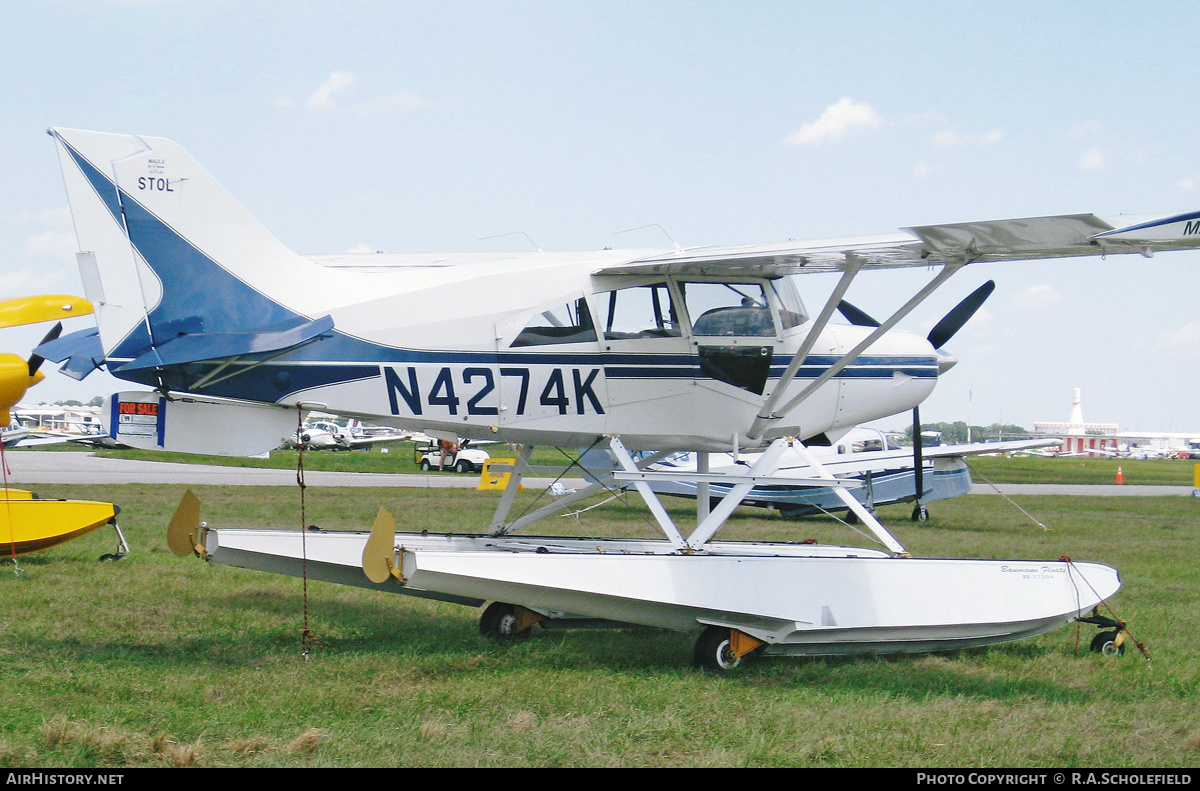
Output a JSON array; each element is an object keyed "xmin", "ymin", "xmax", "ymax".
[{"xmin": 50, "ymin": 128, "xmax": 334, "ymax": 389}]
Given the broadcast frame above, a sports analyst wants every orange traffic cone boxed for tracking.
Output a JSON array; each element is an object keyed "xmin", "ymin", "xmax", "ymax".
[{"xmin": 1116, "ymin": 466, "xmax": 1124, "ymax": 484}]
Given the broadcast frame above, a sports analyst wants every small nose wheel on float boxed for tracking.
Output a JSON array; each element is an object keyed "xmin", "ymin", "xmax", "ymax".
[
  {"xmin": 479, "ymin": 602, "xmax": 540, "ymax": 640},
  {"xmin": 692, "ymin": 626, "xmax": 765, "ymax": 671},
  {"xmin": 1078, "ymin": 608, "xmax": 1134, "ymax": 657}
]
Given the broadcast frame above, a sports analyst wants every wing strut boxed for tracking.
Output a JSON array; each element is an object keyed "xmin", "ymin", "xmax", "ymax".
[
  {"xmin": 683, "ymin": 439, "xmax": 790, "ymax": 549},
  {"xmin": 609, "ymin": 437, "xmax": 690, "ymax": 550},
  {"xmin": 484, "ymin": 437, "xmax": 908, "ymax": 557},
  {"xmin": 788, "ymin": 441, "xmax": 908, "ymax": 556},
  {"xmin": 749, "ymin": 253, "xmax": 864, "ymax": 439},
  {"xmin": 486, "ymin": 444, "xmax": 676, "ymax": 537},
  {"xmin": 749, "ymin": 261, "xmax": 964, "ymax": 439}
]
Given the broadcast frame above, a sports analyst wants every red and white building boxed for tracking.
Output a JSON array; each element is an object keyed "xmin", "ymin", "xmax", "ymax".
[{"xmin": 1033, "ymin": 388, "xmax": 1119, "ymax": 456}]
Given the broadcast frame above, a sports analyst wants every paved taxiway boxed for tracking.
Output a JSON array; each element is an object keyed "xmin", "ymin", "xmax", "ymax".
[
  {"xmin": 2, "ymin": 451, "xmax": 556, "ymax": 488},
  {"xmin": 2, "ymin": 451, "xmax": 1193, "ymax": 496}
]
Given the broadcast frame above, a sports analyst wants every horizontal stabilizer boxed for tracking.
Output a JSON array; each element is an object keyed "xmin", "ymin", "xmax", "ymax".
[
  {"xmin": 103, "ymin": 391, "xmax": 302, "ymax": 457},
  {"xmin": 33, "ymin": 328, "xmax": 104, "ymax": 381},
  {"xmin": 113, "ymin": 315, "xmax": 335, "ymax": 373}
]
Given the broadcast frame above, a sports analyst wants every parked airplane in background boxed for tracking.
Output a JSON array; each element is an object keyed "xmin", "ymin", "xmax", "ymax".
[
  {"xmin": 45, "ymin": 127, "xmax": 1192, "ymax": 667},
  {"xmin": 285, "ymin": 414, "xmax": 411, "ymax": 451},
  {"xmin": 590, "ymin": 428, "xmax": 1062, "ymax": 520},
  {"xmin": 3, "ymin": 403, "xmax": 111, "ymax": 449}
]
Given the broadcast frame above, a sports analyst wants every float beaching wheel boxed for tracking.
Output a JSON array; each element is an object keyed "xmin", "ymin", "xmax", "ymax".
[
  {"xmin": 693, "ymin": 627, "xmax": 743, "ymax": 671},
  {"xmin": 479, "ymin": 602, "xmax": 534, "ymax": 639}
]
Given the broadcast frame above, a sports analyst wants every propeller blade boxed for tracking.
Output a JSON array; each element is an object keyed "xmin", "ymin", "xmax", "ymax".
[
  {"xmin": 836, "ymin": 300, "xmax": 881, "ymax": 328},
  {"xmin": 927, "ymin": 280, "xmax": 995, "ymax": 350},
  {"xmin": 27, "ymin": 322, "xmax": 63, "ymax": 377}
]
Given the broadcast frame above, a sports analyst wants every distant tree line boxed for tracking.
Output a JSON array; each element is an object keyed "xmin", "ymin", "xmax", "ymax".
[
  {"xmin": 900, "ymin": 421, "xmax": 1032, "ymax": 445},
  {"xmin": 36, "ymin": 396, "xmax": 105, "ymax": 407}
]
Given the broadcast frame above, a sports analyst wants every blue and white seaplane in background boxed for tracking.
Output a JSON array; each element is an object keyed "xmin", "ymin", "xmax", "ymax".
[
  {"xmin": 39, "ymin": 127, "xmax": 1194, "ymax": 668},
  {"xmin": 593, "ymin": 428, "xmax": 1062, "ymax": 521}
]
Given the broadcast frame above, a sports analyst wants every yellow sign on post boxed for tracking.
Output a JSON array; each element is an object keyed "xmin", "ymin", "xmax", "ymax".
[
  {"xmin": 1193, "ymin": 463, "xmax": 1199, "ymax": 498},
  {"xmin": 477, "ymin": 459, "xmax": 523, "ymax": 491}
]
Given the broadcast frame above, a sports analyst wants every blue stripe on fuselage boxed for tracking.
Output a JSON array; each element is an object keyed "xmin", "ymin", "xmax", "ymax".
[{"xmin": 141, "ymin": 352, "xmax": 937, "ymax": 405}]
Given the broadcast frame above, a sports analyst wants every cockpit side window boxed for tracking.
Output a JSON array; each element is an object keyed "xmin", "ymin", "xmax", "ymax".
[
  {"xmin": 680, "ymin": 281, "xmax": 775, "ymax": 337},
  {"xmin": 598, "ymin": 283, "xmax": 682, "ymax": 340},
  {"xmin": 511, "ymin": 297, "xmax": 598, "ymax": 347}
]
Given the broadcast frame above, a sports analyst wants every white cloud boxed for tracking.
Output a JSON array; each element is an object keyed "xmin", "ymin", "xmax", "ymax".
[
  {"xmin": 1011, "ymin": 284, "xmax": 1060, "ymax": 311},
  {"xmin": 4, "ymin": 208, "xmax": 72, "ymax": 226},
  {"xmin": 292, "ymin": 72, "xmax": 426, "ymax": 116},
  {"xmin": 785, "ymin": 98, "xmax": 883, "ymax": 146},
  {"xmin": 931, "ymin": 129, "xmax": 1004, "ymax": 147},
  {"xmin": 24, "ymin": 230, "xmax": 76, "ymax": 258},
  {"xmin": 307, "ymin": 71, "xmax": 358, "ymax": 112},
  {"xmin": 1080, "ymin": 145, "xmax": 1108, "ymax": 171},
  {"xmin": 1156, "ymin": 321, "xmax": 1200, "ymax": 348},
  {"xmin": 0, "ymin": 267, "xmax": 68, "ymax": 294}
]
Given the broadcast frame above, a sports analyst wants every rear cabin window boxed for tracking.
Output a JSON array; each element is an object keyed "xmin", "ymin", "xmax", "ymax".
[
  {"xmin": 511, "ymin": 298, "xmax": 598, "ymax": 347},
  {"xmin": 599, "ymin": 283, "xmax": 682, "ymax": 339},
  {"xmin": 680, "ymin": 282, "xmax": 775, "ymax": 337}
]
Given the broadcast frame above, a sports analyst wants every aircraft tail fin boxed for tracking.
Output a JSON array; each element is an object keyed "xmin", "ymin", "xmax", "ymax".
[{"xmin": 49, "ymin": 128, "xmax": 324, "ymax": 369}]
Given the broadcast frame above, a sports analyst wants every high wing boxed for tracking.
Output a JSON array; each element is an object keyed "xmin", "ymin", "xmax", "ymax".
[
  {"xmin": 595, "ymin": 210, "xmax": 1200, "ymax": 441},
  {"xmin": 801, "ymin": 437, "xmax": 1063, "ymax": 477},
  {"xmin": 323, "ymin": 431, "xmax": 412, "ymax": 450},
  {"xmin": 920, "ymin": 437, "xmax": 1063, "ymax": 459},
  {"xmin": 594, "ymin": 212, "xmax": 1200, "ymax": 277}
]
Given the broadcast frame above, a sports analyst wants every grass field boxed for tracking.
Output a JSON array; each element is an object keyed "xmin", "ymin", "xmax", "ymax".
[
  {"xmin": 79, "ymin": 442, "xmax": 1200, "ymax": 488},
  {"xmin": 966, "ymin": 455, "xmax": 1198, "ymax": 487},
  {"xmin": 0, "ymin": 479, "xmax": 1197, "ymax": 768}
]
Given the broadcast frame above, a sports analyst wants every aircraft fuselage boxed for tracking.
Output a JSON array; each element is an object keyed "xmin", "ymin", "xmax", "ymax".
[{"xmin": 114, "ymin": 257, "xmax": 938, "ymax": 451}]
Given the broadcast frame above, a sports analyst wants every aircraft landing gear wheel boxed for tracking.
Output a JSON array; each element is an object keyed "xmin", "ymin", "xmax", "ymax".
[
  {"xmin": 693, "ymin": 627, "xmax": 744, "ymax": 671},
  {"xmin": 845, "ymin": 507, "xmax": 873, "ymax": 525},
  {"xmin": 911, "ymin": 504, "xmax": 928, "ymax": 522},
  {"xmin": 1090, "ymin": 630, "xmax": 1125, "ymax": 656},
  {"xmin": 479, "ymin": 602, "xmax": 531, "ymax": 640}
]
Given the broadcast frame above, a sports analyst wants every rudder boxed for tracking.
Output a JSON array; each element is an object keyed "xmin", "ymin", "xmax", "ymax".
[{"xmin": 50, "ymin": 128, "xmax": 323, "ymax": 367}]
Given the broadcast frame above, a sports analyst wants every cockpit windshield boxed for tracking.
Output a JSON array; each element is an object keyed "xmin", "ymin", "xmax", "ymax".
[{"xmin": 770, "ymin": 277, "xmax": 807, "ymax": 330}]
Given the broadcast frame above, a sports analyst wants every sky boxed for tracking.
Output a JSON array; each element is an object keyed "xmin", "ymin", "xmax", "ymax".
[{"xmin": 2, "ymin": 1, "xmax": 1198, "ymax": 434}]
